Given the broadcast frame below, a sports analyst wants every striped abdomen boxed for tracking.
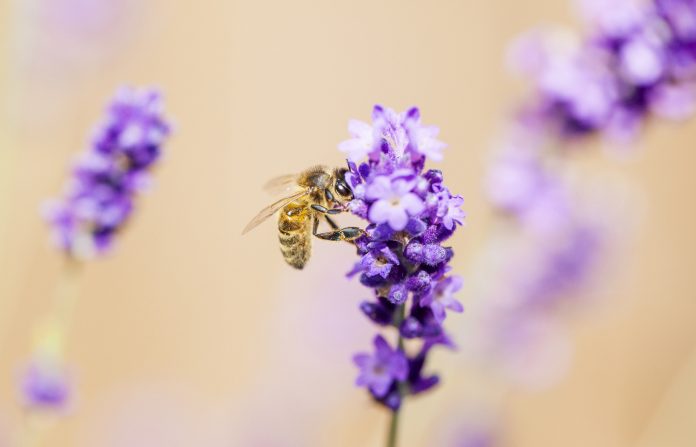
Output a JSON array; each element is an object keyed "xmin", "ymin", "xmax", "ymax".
[{"xmin": 278, "ymin": 202, "xmax": 312, "ymax": 269}]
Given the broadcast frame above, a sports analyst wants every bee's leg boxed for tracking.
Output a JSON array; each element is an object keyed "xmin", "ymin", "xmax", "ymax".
[
  {"xmin": 325, "ymin": 215, "xmax": 339, "ymax": 230},
  {"xmin": 312, "ymin": 214, "xmax": 320, "ymax": 234},
  {"xmin": 311, "ymin": 204, "xmax": 342, "ymax": 215},
  {"xmin": 314, "ymin": 226, "xmax": 363, "ymax": 242},
  {"xmin": 311, "ymin": 205, "xmax": 363, "ymax": 242}
]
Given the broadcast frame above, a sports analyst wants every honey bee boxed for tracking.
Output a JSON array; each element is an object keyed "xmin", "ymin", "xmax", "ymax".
[{"xmin": 242, "ymin": 165, "xmax": 363, "ymax": 269}]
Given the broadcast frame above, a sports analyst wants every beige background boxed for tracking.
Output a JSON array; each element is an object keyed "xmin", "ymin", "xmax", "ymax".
[{"xmin": 1, "ymin": 0, "xmax": 696, "ymax": 446}]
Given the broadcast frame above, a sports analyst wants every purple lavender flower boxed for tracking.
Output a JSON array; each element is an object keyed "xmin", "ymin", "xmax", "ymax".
[
  {"xmin": 366, "ymin": 173, "xmax": 425, "ymax": 231},
  {"xmin": 420, "ymin": 276, "xmax": 464, "ymax": 324},
  {"xmin": 656, "ymin": 0, "xmax": 696, "ymax": 43},
  {"xmin": 477, "ymin": 0, "xmax": 666, "ymax": 391},
  {"xmin": 349, "ymin": 244, "xmax": 400, "ymax": 280},
  {"xmin": 401, "ymin": 302, "xmax": 444, "ymax": 339},
  {"xmin": 486, "ymin": 147, "xmax": 547, "ymax": 214},
  {"xmin": 407, "ymin": 357, "xmax": 439, "ymax": 396},
  {"xmin": 342, "ymin": 106, "xmax": 464, "ymax": 420},
  {"xmin": 353, "ymin": 335, "xmax": 408, "ymax": 398},
  {"xmin": 433, "ymin": 189, "xmax": 466, "ymax": 230},
  {"xmin": 43, "ymin": 87, "xmax": 171, "ymax": 259},
  {"xmin": 339, "ymin": 119, "xmax": 382, "ymax": 162},
  {"xmin": 360, "ymin": 297, "xmax": 398, "ymax": 326},
  {"xmin": 486, "ymin": 146, "xmax": 572, "ymax": 233},
  {"xmin": 19, "ymin": 359, "xmax": 71, "ymax": 411},
  {"xmin": 339, "ymin": 106, "xmax": 404, "ymax": 162},
  {"xmin": 510, "ymin": 0, "xmax": 696, "ymax": 144},
  {"xmin": 402, "ymin": 108, "xmax": 447, "ymax": 161},
  {"xmin": 339, "ymin": 105, "xmax": 446, "ymax": 163}
]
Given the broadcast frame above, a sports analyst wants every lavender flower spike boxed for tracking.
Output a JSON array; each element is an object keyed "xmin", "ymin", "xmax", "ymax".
[
  {"xmin": 43, "ymin": 87, "xmax": 171, "ymax": 259},
  {"xmin": 353, "ymin": 335, "xmax": 408, "ymax": 399},
  {"xmin": 341, "ymin": 106, "xmax": 465, "ymax": 446},
  {"xmin": 510, "ymin": 0, "xmax": 696, "ymax": 144}
]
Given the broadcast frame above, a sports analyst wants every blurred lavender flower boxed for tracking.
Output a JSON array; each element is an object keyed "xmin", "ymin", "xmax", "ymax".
[
  {"xmin": 486, "ymin": 146, "xmax": 572, "ymax": 233},
  {"xmin": 482, "ymin": 138, "xmax": 610, "ymax": 384},
  {"xmin": 510, "ymin": 0, "xmax": 696, "ymax": 143},
  {"xmin": 340, "ymin": 106, "xmax": 465, "ymax": 413},
  {"xmin": 43, "ymin": 87, "xmax": 171, "ymax": 259},
  {"xmin": 19, "ymin": 358, "xmax": 71, "ymax": 411}
]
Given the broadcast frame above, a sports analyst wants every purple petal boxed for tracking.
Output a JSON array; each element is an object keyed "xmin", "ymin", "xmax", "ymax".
[
  {"xmin": 401, "ymin": 193, "xmax": 425, "ymax": 215},
  {"xmin": 387, "ymin": 207, "xmax": 409, "ymax": 231},
  {"xmin": 368, "ymin": 200, "xmax": 391, "ymax": 224},
  {"xmin": 405, "ymin": 218, "xmax": 427, "ymax": 236},
  {"xmin": 430, "ymin": 301, "xmax": 446, "ymax": 324},
  {"xmin": 420, "ymin": 292, "xmax": 434, "ymax": 307},
  {"xmin": 391, "ymin": 178, "xmax": 416, "ymax": 196},
  {"xmin": 392, "ymin": 354, "xmax": 409, "ymax": 381},
  {"xmin": 448, "ymin": 275, "xmax": 464, "ymax": 293},
  {"xmin": 365, "ymin": 176, "xmax": 392, "ymax": 201},
  {"xmin": 373, "ymin": 335, "xmax": 391, "ymax": 355},
  {"xmin": 353, "ymin": 353, "xmax": 372, "ymax": 368},
  {"xmin": 371, "ymin": 379, "xmax": 392, "ymax": 398},
  {"xmin": 347, "ymin": 119, "xmax": 372, "ymax": 137},
  {"xmin": 339, "ymin": 139, "xmax": 370, "ymax": 162},
  {"xmin": 406, "ymin": 107, "xmax": 420, "ymax": 121},
  {"xmin": 445, "ymin": 298, "xmax": 464, "ymax": 313}
]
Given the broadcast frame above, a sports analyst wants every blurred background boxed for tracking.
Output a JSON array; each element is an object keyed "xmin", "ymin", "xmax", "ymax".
[{"xmin": 1, "ymin": 0, "xmax": 695, "ymax": 446}]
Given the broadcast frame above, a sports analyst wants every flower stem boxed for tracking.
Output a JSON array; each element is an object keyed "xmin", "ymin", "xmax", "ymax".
[
  {"xmin": 387, "ymin": 408, "xmax": 400, "ymax": 447},
  {"xmin": 54, "ymin": 257, "xmax": 82, "ymax": 337},
  {"xmin": 19, "ymin": 258, "xmax": 83, "ymax": 447},
  {"xmin": 387, "ymin": 303, "xmax": 407, "ymax": 447}
]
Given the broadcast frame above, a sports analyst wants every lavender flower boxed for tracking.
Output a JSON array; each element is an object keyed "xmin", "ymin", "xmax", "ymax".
[
  {"xmin": 353, "ymin": 335, "xmax": 408, "ymax": 399},
  {"xmin": 421, "ymin": 275, "xmax": 464, "ymax": 324},
  {"xmin": 19, "ymin": 358, "xmax": 71, "ymax": 411},
  {"xmin": 43, "ymin": 87, "xmax": 171, "ymax": 259},
  {"xmin": 366, "ymin": 173, "xmax": 425, "ymax": 231},
  {"xmin": 349, "ymin": 244, "xmax": 401, "ymax": 279},
  {"xmin": 477, "ymin": 0, "xmax": 685, "ymax": 387},
  {"xmin": 510, "ymin": 0, "xmax": 696, "ymax": 143},
  {"xmin": 340, "ymin": 106, "xmax": 465, "ymax": 416},
  {"xmin": 340, "ymin": 105, "xmax": 446, "ymax": 163}
]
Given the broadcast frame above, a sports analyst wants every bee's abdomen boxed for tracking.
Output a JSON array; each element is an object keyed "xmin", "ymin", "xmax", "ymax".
[{"xmin": 278, "ymin": 204, "xmax": 312, "ymax": 269}]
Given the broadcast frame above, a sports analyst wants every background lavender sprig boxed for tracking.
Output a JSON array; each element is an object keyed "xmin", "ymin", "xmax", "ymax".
[
  {"xmin": 340, "ymin": 106, "xmax": 465, "ymax": 438},
  {"xmin": 19, "ymin": 87, "xmax": 171, "ymax": 413},
  {"xmin": 43, "ymin": 87, "xmax": 171, "ymax": 260},
  {"xmin": 478, "ymin": 0, "xmax": 696, "ymax": 388},
  {"xmin": 509, "ymin": 0, "xmax": 696, "ymax": 143}
]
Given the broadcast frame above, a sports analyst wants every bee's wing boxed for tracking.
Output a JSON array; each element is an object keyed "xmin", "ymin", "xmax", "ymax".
[
  {"xmin": 263, "ymin": 174, "xmax": 301, "ymax": 196},
  {"xmin": 241, "ymin": 190, "xmax": 309, "ymax": 235}
]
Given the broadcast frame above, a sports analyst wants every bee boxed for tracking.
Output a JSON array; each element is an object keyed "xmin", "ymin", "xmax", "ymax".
[{"xmin": 242, "ymin": 165, "xmax": 363, "ymax": 269}]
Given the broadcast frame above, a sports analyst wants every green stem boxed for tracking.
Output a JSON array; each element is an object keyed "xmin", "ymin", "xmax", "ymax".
[
  {"xmin": 386, "ymin": 408, "xmax": 400, "ymax": 447},
  {"xmin": 386, "ymin": 304, "xmax": 406, "ymax": 447}
]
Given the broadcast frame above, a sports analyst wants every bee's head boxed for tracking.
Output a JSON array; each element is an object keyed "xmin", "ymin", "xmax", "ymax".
[{"xmin": 326, "ymin": 167, "xmax": 353, "ymax": 205}]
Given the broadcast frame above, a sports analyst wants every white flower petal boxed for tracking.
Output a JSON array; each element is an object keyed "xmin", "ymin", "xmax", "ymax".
[
  {"xmin": 388, "ymin": 207, "xmax": 409, "ymax": 231},
  {"xmin": 347, "ymin": 119, "xmax": 373, "ymax": 137},
  {"xmin": 365, "ymin": 176, "xmax": 393, "ymax": 200},
  {"xmin": 368, "ymin": 200, "xmax": 391, "ymax": 224},
  {"xmin": 401, "ymin": 193, "xmax": 425, "ymax": 215}
]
